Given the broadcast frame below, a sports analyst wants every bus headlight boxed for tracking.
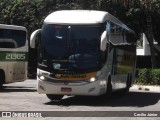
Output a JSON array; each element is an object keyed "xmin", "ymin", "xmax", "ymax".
[
  {"xmin": 37, "ymin": 71, "xmax": 50, "ymax": 80},
  {"xmin": 90, "ymin": 77, "xmax": 96, "ymax": 82},
  {"xmin": 40, "ymin": 76, "xmax": 45, "ymax": 80},
  {"xmin": 38, "ymin": 75, "xmax": 45, "ymax": 80}
]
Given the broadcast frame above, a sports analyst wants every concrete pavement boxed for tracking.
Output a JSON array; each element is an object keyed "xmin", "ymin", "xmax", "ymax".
[{"xmin": 130, "ymin": 85, "xmax": 160, "ymax": 93}]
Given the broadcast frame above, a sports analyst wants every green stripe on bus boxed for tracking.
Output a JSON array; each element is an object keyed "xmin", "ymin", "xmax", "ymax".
[{"xmin": 0, "ymin": 51, "xmax": 28, "ymax": 61}]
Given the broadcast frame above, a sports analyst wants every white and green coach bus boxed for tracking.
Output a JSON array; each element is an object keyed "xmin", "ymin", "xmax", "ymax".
[
  {"xmin": 0, "ymin": 24, "xmax": 28, "ymax": 89},
  {"xmin": 30, "ymin": 10, "xmax": 137, "ymax": 101}
]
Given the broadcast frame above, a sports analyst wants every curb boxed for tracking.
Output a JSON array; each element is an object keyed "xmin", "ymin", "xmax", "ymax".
[{"xmin": 130, "ymin": 85, "xmax": 160, "ymax": 93}]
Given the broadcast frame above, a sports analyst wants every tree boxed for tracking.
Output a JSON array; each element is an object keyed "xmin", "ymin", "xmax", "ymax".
[
  {"xmin": 111, "ymin": 0, "xmax": 160, "ymax": 68},
  {"xmin": 137, "ymin": 0, "xmax": 160, "ymax": 68}
]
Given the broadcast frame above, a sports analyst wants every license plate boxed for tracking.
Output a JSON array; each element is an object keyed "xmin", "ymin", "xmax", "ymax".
[{"xmin": 61, "ymin": 87, "xmax": 72, "ymax": 92}]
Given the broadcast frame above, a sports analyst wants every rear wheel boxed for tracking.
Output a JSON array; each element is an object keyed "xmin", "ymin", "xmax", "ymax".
[
  {"xmin": 0, "ymin": 81, "xmax": 3, "ymax": 90},
  {"xmin": 106, "ymin": 76, "xmax": 112, "ymax": 97},
  {"xmin": 0, "ymin": 71, "xmax": 5, "ymax": 90},
  {"xmin": 127, "ymin": 74, "xmax": 132, "ymax": 91},
  {"xmin": 46, "ymin": 94, "xmax": 63, "ymax": 101},
  {"xmin": 122, "ymin": 74, "xmax": 131, "ymax": 94}
]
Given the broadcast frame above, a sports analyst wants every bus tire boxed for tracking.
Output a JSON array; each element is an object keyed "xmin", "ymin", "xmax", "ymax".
[
  {"xmin": 46, "ymin": 94, "xmax": 63, "ymax": 101},
  {"xmin": 106, "ymin": 76, "xmax": 112, "ymax": 97},
  {"xmin": 0, "ymin": 71, "xmax": 5, "ymax": 90},
  {"xmin": 123, "ymin": 74, "xmax": 131, "ymax": 94}
]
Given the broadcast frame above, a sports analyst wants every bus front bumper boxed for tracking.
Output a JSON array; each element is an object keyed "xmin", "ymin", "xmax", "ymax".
[{"xmin": 37, "ymin": 79, "xmax": 107, "ymax": 96}]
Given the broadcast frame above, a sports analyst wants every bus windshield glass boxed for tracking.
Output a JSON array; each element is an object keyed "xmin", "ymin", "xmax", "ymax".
[{"xmin": 41, "ymin": 24, "xmax": 101, "ymax": 71}]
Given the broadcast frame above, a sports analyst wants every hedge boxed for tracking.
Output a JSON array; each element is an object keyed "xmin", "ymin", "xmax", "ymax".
[{"xmin": 135, "ymin": 68, "xmax": 160, "ymax": 85}]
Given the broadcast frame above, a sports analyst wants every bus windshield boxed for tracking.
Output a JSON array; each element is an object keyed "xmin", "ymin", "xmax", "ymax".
[
  {"xmin": 0, "ymin": 29, "xmax": 26, "ymax": 48},
  {"xmin": 41, "ymin": 24, "xmax": 101, "ymax": 71}
]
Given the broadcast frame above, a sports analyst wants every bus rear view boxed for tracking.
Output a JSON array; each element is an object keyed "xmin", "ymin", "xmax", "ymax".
[
  {"xmin": 30, "ymin": 10, "xmax": 136, "ymax": 101},
  {"xmin": 0, "ymin": 24, "xmax": 28, "ymax": 89}
]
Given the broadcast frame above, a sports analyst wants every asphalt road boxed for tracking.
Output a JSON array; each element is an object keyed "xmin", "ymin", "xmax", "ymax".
[{"xmin": 0, "ymin": 79, "xmax": 160, "ymax": 120}]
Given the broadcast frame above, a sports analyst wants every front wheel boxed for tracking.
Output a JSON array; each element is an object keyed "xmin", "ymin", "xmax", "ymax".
[{"xmin": 46, "ymin": 94, "xmax": 63, "ymax": 101}]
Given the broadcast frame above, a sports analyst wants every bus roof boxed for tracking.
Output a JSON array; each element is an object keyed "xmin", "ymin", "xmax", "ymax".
[
  {"xmin": 0, "ymin": 24, "xmax": 27, "ymax": 31},
  {"xmin": 44, "ymin": 10, "xmax": 134, "ymax": 33},
  {"xmin": 44, "ymin": 10, "xmax": 109, "ymax": 24}
]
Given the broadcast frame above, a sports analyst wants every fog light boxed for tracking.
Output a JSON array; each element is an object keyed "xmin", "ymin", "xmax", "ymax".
[{"xmin": 90, "ymin": 77, "xmax": 96, "ymax": 82}]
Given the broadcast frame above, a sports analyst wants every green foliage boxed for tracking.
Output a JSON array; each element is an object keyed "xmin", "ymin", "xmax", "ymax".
[
  {"xmin": 0, "ymin": 0, "xmax": 82, "ymax": 36},
  {"xmin": 135, "ymin": 69, "xmax": 160, "ymax": 85},
  {"xmin": 0, "ymin": 0, "xmax": 43, "ymax": 35}
]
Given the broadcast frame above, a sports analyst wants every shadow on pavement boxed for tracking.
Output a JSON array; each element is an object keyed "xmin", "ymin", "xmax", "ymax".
[
  {"xmin": 44, "ymin": 91, "xmax": 160, "ymax": 107},
  {"xmin": 0, "ymin": 86, "xmax": 36, "ymax": 92}
]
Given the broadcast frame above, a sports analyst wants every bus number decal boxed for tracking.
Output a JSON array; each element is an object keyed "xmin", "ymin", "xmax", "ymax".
[
  {"xmin": 0, "ymin": 51, "xmax": 27, "ymax": 61},
  {"xmin": 6, "ymin": 53, "xmax": 26, "ymax": 60}
]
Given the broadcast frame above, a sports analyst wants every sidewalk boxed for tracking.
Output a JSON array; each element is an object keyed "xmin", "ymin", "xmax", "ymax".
[{"xmin": 130, "ymin": 84, "xmax": 160, "ymax": 93}]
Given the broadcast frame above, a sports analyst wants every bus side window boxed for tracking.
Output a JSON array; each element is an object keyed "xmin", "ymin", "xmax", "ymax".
[
  {"xmin": 116, "ymin": 25, "xmax": 124, "ymax": 44},
  {"xmin": 116, "ymin": 26, "xmax": 122, "ymax": 34},
  {"xmin": 126, "ymin": 31, "xmax": 136, "ymax": 43},
  {"xmin": 110, "ymin": 23, "xmax": 116, "ymax": 34}
]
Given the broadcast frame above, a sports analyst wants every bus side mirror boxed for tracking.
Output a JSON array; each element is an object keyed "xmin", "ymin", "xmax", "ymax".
[
  {"xmin": 100, "ymin": 31, "xmax": 107, "ymax": 51},
  {"xmin": 30, "ymin": 29, "xmax": 41, "ymax": 48}
]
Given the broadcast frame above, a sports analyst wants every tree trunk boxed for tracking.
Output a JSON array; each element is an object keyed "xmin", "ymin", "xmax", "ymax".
[{"xmin": 146, "ymin": 10, "xmax": 157, "ymax": 68}]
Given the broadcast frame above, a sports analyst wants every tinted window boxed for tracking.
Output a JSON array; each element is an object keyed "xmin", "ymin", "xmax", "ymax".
[
  {"xmin": 41, "ymin": 24, "xmax": 101, "ymax": 70},
  {"xmin": 109, "ymin": 22, "xmax": 136, "ymax": 45},
  {"xmin": 0, "ymin": 29, "xmax": 26, "ymax": 48}
]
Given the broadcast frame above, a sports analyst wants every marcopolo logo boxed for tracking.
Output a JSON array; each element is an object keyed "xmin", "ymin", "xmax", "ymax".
[{"xmin": 0, "ymin": 51, "xmax": 28, "ymax": 61}]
